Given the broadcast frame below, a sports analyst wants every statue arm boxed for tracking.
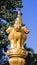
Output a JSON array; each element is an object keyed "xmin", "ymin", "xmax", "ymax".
[{"xmin": 22, "ymin": 26, "xmax": 30, "ymax": 34}]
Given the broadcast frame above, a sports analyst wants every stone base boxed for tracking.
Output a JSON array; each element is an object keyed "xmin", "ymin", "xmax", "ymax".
[{"xmin": 9, "ymin": 57, "xmax": 26, "ymax": 65}]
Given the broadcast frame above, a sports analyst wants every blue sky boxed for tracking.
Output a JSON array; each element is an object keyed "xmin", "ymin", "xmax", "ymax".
[{"xmin": 22, "ymin": 0, "xmax": 37, "ymax": 53}]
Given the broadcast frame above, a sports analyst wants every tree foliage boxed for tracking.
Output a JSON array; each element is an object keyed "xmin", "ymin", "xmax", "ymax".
[
  {"xmin": 26, "ymin": 53, "xmax": 37, "ymax": 65},
  {"xmin": 0, "ymin": 0, "xmax": 22, "ymax": 49},
  {"xmin": 24, "ymin": 44, "xmax": 37, "ymax": 65},
  {"xmin": 0, "ymin": 0, "xmax": 22, "ymax": 22}
]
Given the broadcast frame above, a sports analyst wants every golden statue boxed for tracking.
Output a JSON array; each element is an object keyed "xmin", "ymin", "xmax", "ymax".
[
  {"xmin": 6, "ymin": 11, "xmax": 29, "ymax": 65},
  {"xmin": 6, "ymin": 11, "xmax": 29, "ymax": 49}
]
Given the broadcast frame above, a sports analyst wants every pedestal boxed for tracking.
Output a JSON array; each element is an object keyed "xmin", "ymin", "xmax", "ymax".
[{"xmin": 7, "ymin": 48, "xmax": 28, "ymax": 65}]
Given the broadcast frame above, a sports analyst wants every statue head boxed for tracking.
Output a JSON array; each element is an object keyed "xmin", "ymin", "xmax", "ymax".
[
  {"xmin": 14, "ymin": 18, "xmax": 22, "ymax": 31},
  {"xmin": 6, "ymin": 26, "xmax": 12, "ymax": 34}
]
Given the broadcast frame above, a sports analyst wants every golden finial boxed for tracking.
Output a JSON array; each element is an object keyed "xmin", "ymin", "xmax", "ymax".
[{"xmin": 14, "ymin": 11, "xmax": 22, "ymax": 27}]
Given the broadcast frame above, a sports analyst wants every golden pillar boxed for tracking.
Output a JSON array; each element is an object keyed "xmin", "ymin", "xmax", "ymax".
[{"xmin": 6, "ymin": 11, "xmax": 29, "ymax": 65}]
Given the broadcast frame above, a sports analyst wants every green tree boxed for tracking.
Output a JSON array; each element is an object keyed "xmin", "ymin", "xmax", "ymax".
[
  {"xmin": 0, "ymin": 0, "xmax": 23, "ymax": 51},
  {"xmin": 26, "ymin": 47, "xmax": 37, "ymax": 65},
  {"xmin": 24, "ymin": 44, "xmax": 37, "ymax": 65},
  {"xmin": 26, "ymin": 53, "xmax": 37, "ymax": 65}
]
